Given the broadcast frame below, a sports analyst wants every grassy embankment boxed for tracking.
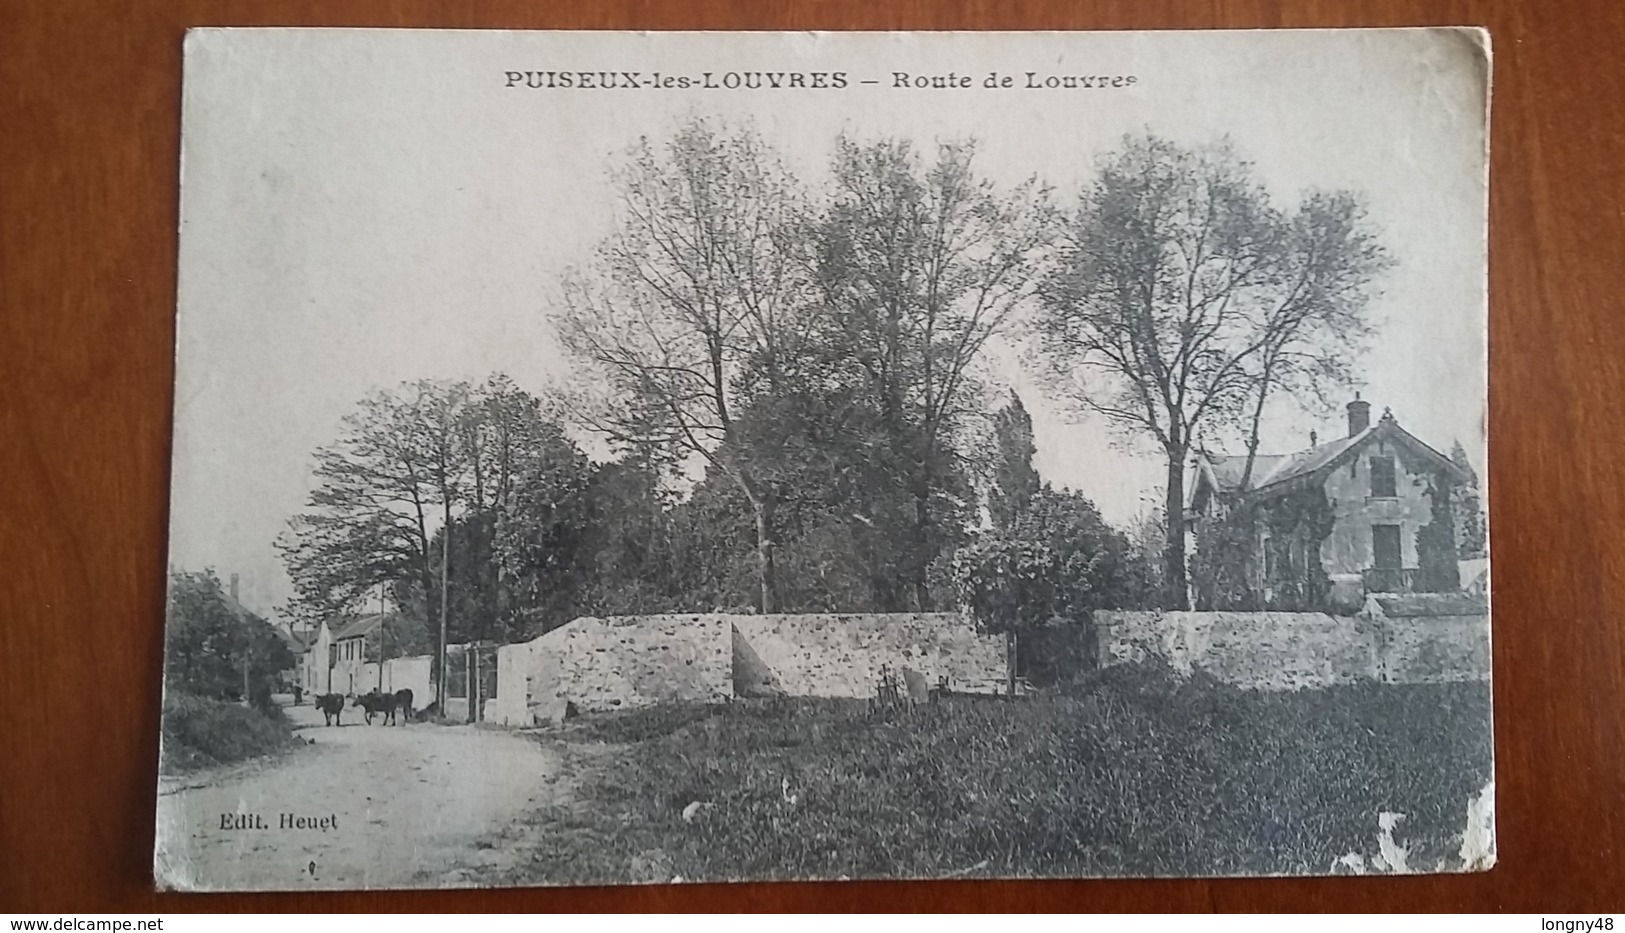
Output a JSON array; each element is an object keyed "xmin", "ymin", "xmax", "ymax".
[
  {"xmin": 502, "ymin": 665, "xmax": 1493, "ymax": 883},
  {"xmin": 159, "ymin": 692, "xmax": 300, "ymax": 774}
]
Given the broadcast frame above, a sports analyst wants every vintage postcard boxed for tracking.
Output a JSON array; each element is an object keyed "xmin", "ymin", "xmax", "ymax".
[{"xmin": 156, "ymin": 27, "xmax": 1493, "ymax": 890}]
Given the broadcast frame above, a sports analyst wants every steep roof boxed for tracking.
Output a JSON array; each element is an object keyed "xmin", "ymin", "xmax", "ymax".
[
  {"xmin": 1192, "ymin": 411, "xmax": 1470, "ymax": 506},
  {"xmin": 331, "ymin": 613, "xmax": 388, "ymax": 641},
  {"xmin": 272, "ymin": 625, "xmax": 307, "ymax": 654}
]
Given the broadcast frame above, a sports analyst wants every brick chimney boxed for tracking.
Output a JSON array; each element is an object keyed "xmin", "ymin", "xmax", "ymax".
[
  {"xmin": 230, "ymin": 573, "xmax": 240, "ymax": 604},
  {"xmin": 1347, "ymin": 393, "xmax": 1371, "ymax": 437}
]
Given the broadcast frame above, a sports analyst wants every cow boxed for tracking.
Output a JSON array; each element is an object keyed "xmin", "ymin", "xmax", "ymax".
[
  {"xmin": 354, "ymin": 688, "xmax": 414, "ymax": 725},
  {"xmin": 353, "ymin": 690, "xmax": 390, "ymax": 725},
  {"xmin": 314, "ymin": 693, "xmax": 345, "ymax": 726},
  {"xmin": 390, "ymin": 688, "xmax": 414, "ymax": 726}
]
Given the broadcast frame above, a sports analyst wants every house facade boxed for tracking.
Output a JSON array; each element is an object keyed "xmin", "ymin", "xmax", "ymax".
[
  {"xmin": 1186, "ymin": 396, "xmax": 1475, "ymax": 609},
  {"xmin": 297, "ymin": 620, "xmax": 334, "ymax": 696},
  {"xmin": 297, "ymin": 613, "xmax": 397, "ymax": 696}
]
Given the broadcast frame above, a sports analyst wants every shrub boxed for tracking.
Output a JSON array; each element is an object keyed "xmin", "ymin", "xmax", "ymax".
[{"xmin": 160, "ymin": 692, "xmax": 297, "ymax": 773}]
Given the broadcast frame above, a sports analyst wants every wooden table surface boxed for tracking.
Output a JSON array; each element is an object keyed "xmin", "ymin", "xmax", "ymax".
[{"xmin": 3, "ymin": 0, "xmax": 1622, "ymax": 913}]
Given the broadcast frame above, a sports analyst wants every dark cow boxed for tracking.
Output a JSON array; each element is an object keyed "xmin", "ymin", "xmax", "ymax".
[
  {"xmin": 354, "ymin": 688, "xmax": 414, "ymax": 726},
  {"xmin": 390, "ymin": 688, "xmax": 414, "ymax": 725},
  {"xmin": 314, "ymin": 693, "xmax": 345, "ymax": 726},
  {"xmin": 353, "ymin": 690, "xmax": 388, "ymax": 725}
]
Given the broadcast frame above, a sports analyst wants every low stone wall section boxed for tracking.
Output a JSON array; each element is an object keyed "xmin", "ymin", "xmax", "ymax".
[
  {"xmin": 494, "ymin": 615, "xmax": 734, "ymax": 722},
  {"xmin": 1378, "ymin": 615, "xmax": 1491, "ymax": 684},
  {"xmin": 490, "ymin": 612, "xmax": 1008, "ymax": 723},
  {"xmin": 730, "ymin": 613, "xmax": 1006, "ymax": 698},
  {"xmin": 1098, "ymin": 609, "xmax": 1490, "ymax": 690}
]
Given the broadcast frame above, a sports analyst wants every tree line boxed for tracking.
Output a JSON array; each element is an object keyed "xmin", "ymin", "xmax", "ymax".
[
  {"xmin": 278, "ymin": 119, "xmax": 1390, "ymax": 666},
  {"xmin": 166, "ymin": 570, "xmax": 294, "ymax": 711}
]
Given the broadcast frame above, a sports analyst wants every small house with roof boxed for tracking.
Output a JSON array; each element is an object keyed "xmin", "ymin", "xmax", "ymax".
[
  {"xmin": 297, "ymin": 612, "xmax": 397, "ymax": 696},
  {"xmin": 1186, "ymin": 395, "xmax": 1475, "ymax": 608},
  {"xmin": 329, "ymin": 613, "xmax": 387, "ymax": 694}
]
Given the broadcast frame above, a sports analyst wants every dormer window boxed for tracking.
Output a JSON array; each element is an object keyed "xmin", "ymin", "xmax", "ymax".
[{"xmin": 1370, "ymin": 456, "xmax": 1397, "ymax": 498}]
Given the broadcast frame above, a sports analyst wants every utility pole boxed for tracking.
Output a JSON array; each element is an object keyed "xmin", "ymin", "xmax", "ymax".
[
  {"xmin": 437, "ymin": 522, "xmax": 450, "ymax": 715},
  {"xmin": 230, "ymin": 573, "xmax": 252, "ymax": 708},
  {"xmin": 378, "ymin": 584, "xmax": 387, "ymax": 694}
]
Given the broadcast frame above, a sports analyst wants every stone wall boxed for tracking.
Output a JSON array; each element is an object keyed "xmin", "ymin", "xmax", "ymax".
[
  {"xmin": 730, "ymin": 613, "xmax": 1006, "ymax": 697},
  {"xmin": 1099, "ymin": 611, "xmax": 1377, "ymax": 691},
  {"xmin": 490, "ymin": 612, "xmax": 1008, "ymax": 723},
  {"xmin": 500, "ymin": 615, "xmax": 735, "ymax": 718},
  {"xmin": 1377, "ymin": 615, "xmax": 1492, "ymax": 683},
  {"xmin": 1098, "ymin": 609, "xmax": 1490, "ymax": 690}
]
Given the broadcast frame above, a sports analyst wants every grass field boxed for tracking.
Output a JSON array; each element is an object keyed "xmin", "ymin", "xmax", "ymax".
[{"xmin": 501, "ymin": 665, "xmax": 1494, "ymax": 883}]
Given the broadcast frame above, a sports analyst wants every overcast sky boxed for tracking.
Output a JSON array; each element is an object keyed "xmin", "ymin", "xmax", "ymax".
[{"xmin": 170, "ymin": 28, "xmax": 1489, "ymax": 616}]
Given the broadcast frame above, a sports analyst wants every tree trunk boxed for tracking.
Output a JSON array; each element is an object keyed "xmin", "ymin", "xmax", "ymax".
[
  {"xmin": 1164, "ymin": 451, "xmax": 1190, "ymax": 610},
  {"xmin": 751, "ymin": 494, "xmax": 778, "ymax": 614},
  {"xmin": 1006, "ymin": 629, "xmax": 1018, "ymax": 697},
  {"xmin": 912, "ymin": 486, "xmax": 934, "ymax": 611},
  {"xmin": 437, "ymin": 506, "xmax": 451, "ymax": 714},
  {"xmin": 466, "ymin": 644, "xmax": 477, "ymax": 724}
]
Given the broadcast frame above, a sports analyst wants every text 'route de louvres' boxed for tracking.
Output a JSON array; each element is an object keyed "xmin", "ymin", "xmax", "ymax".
[{"xmin": 501, "ymin": 70, "xmax": 1139, "ymax": 90}]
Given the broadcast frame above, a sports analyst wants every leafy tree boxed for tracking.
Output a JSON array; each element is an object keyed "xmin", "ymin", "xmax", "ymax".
[
  {"xmin": 1192, "ymin": 487, "xmax": 1337, "ymax": 611},
  {"xmin": 956, "ymin": 486, "xmax": 1153, "ymax": 690},
  {"xmin": 1125, "ymin": 505, "xmax": 1168, "ymax": 600},
  {"xmin": 730, "ymin": 385, "xmax": 949, "ymax": 612},
  {"xmin": 989, "ymin": 392, "xmax": 1040, "ymax": 533},
  {"xmin": 555, "ymin": 118, "xmax": 820, "ymax": 613},
  {"xmin": 281, "ymin": 376, "xmax": 573, "ymax": 707},
  {"xmin": 1417, "ymin": 472, "xmax": 1463, "ymax": 593},
  {"xmin": 490, "ymin": 424, "xmax": 595, "ymax": 637},
  {"xmin": 1259, "ymin": 488, "xmax": 1337, "ymax": 610},
  {"xmin": 1450, "ymin": 440, "xmax": 1488, "ymax": 558},
  {"xmin": 278, "ymin": 379, "xmax": 469, "ymax": 651},
  {"xmin": 1032, "ymin": 134, "xmax": 1389, "ymax": 608},
  {"xmin": 574, "ymin": 457, "xmax": 686, "ymax": 616},
  {"xmin": 165, "ymin": 570, "xmax": 293, "ymax": 711},
  {"xmin": 954, "ymin": 535, "xmax": 1060, "ymax": 695},
  {"xmin": 813, "ymin": 137, "xmax": 1054, "ymax": 608},
  {"xmin": 1191, "ymin": 508, "xmax": 1262, "ymax": 611}
]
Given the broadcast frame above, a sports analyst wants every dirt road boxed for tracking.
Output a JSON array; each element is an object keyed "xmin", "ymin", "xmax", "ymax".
[{"xmin": 154, "ymin": 702, "xmax": 562, "ymax": 891}]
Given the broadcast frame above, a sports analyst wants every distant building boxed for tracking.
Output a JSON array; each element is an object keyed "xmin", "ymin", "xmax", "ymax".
[
  {"xmin": 297, "ymin": 620, "xmax": 333, "ymax": 696},
  {"xmin": 297, "ymin": 613, "xmax": 397, "ymax": 696},
  {"xmin": 1186, "ymin": 396, "xmax": 1475, "ymax": 608}
]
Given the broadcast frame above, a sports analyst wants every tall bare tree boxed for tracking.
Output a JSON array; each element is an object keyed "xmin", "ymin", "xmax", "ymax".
[
  {"xmin": 1032, "ymin": 134, "xmax": 1389, "ymax": 608},
  {"xmin": 554, "ymin": 118, "xmax": 819, "ymax": 613},
  {"xmin": 814, "ymin": 137, "xmax": 1055, "ymax": 608},
  {"xmin": 281, "ymin": 380, "xmax": 464, "ymax": 622},
  {"xmin": 280, "ymin": 379, "xmax": 474, "ymax": 707}
]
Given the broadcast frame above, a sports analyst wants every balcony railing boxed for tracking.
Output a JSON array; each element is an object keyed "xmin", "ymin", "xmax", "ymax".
[{"xmin": 1363, "ymin": 567, "xmax": 1419, "ymax": 593}]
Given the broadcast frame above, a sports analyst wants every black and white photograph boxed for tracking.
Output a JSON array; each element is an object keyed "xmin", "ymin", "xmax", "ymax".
[{"xmin": 155, "ymin": 27, "xmax": 1492, "ymax": 890}]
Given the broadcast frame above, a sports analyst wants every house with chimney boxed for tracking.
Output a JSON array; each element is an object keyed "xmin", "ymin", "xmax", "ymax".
[
  {"xmin": 1186, "ymin": 395, "xmax": 1476, "ymax": 609},
  {"xmin": 297, "ymin": 612, "xmax": 415, "ymax": 697}
]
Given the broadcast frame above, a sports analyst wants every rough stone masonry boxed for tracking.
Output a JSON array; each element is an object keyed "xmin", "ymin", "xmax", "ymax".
[{"xmin": 485, "ymin": 613, "xmax": 1007, "ymax": 724}]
